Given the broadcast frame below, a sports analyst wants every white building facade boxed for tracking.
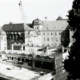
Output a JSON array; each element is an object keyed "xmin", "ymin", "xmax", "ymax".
[
  {"xmin": 0, "ymin": 30, "xmax": 7, "ymax": 51},
  {"xmin": 0, "ymin": 18, "xmax": 68, "ymax": 54}
]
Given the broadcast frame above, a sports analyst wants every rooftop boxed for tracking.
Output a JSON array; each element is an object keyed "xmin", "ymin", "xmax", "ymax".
[
  {"xmin": 56, "ymin": 16, "xmax": 63, "ymax": 20},
  {"xmin": 2, "ymin": 23, "xmax": 34, "ymax": 32},
  {"xmin": 41, "ymin": 20, "xmax": 68, "ymax": 31},
  {"xmin": 2, "ymin": 17, "xmax": 68, "ymax": 32},
  {"xmin": 0, "ymin": 63, "xmax": 40, "ymax": 80}
]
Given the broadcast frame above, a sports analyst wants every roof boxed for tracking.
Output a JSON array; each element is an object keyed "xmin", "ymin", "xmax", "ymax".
[
  {"xmin": 27, "ymin": 23, "xmax": 33, "ymax": 28},
  {"xmin": 2, "ymin": 23, "xmax": 24, "ymax": 32},
  {"xmin": 56, "ymin": 16, "xmax": 63, "ymax": 20},
  {"xmin": 64, "ymin": 25, "xmax": 70, "ymax": 31},
  {"xmin": 32, "ymin": 18, "xmax": 43, "ymax": 25},
  {"xmin": 2, "ymin": 23, "xmax": 34, "ymax": 32},
  {"xmin": 24, "ymin": 24, "xmax": 34, "ymax": 31},
  {"xmin": 2, "ymin": 19, "xmax": 68, "ymax": 32},
  {"xmin": 40, "ymin": 20, "xmax": 68, "ymax": 31}
]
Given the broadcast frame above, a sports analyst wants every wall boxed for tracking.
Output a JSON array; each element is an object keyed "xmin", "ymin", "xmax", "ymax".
[
  {"xmin": 41, "ymin": 31, "xmax": 61, "ymax": 47},
  {"xmin": 55, "ymin": 53, "xmax": 67, "ymax": 80},
  {"xmin": 0, "ymin": 31, "xmax": 7, "ymax": 51}
]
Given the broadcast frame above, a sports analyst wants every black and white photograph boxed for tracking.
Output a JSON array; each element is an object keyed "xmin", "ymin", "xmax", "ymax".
[{"xmin": 0, "ymin": 0, "xmax": 78, "ymax": 80}]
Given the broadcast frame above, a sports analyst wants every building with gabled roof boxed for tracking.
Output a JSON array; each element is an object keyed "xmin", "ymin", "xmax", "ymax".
[
  {"xmin": 0, "ymin": 17, "xmax": 68, "ymax": 55},
  {"xmin": 42, "ymin": 20, "xmax": 68, "ymax": 31},
  {"xmin": 2, "ymin": 23, "xmax": 34, "ymax": 32},
  {"xmin": 0, "ymin": 17, "xmax": 68, "ymax": 80}
]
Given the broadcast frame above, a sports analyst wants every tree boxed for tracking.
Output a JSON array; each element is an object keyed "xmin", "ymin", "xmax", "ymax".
[
  {"xmin": 64, "ymin": 0, "xmax": 80, "ymax": 80},
  {"xmin": 61, "ymin": 26, "xmax": 70, "ymax": 47}
]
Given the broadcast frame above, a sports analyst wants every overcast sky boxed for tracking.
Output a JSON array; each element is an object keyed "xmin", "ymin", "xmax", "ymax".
[{"xmin": 0, "ymin": 0, "xmax": 73, "ymax": 26}]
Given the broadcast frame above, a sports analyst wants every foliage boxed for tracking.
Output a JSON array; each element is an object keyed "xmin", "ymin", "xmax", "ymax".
[
  {"xmin": 61, "ymin": 29, "xmax": 70, "ymax": 47},
  {"xmin": 64, "ymin": 0, "xmax": 80, "ymax": 80}
]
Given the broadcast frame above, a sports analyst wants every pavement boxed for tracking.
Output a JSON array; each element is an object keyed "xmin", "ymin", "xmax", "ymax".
[
  {"xmin": 0, "ymin": 62, "xmax": 40, "ymax": 80},
  {"xmin": 0, "ymin": 57, "xmax": 54, "ymax": 80}
]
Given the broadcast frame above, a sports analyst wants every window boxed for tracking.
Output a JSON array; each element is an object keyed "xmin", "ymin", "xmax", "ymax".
[
  {"xmin": 37, "ymin": 27, "xmax": 39, "ymax": 29},
  {"xmin": 51, "ymin": 33, "xmax": 53, "ymax": 35},
  {"xmin": 22, "ymin": 58, "xmax": 25, "ymax": 62},
  {"xmin": 47, "ymin": 38, "xmax": 49, "ymax": 41},
  {"xmin": 18, "ymin": 58, "xmax": 20, "ymax": 61}
]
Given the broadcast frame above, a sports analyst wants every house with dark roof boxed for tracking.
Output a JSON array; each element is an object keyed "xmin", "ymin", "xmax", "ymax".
[
  {"xmin": 38, "ymin": 19, "xmax": 68, "ymax": 48},
  {"xmin": 0, "ymin": 17, "xmax": 68, "ymax": 55},
  {"xmin": 0, "ymin": 17, "xmax": 68, "ymax": 80}
]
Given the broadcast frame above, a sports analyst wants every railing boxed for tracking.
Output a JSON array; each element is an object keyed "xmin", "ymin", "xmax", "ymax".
[
  {"xmin": 1, "ymin": 50, "xmax": 30, "ymax": 54},
  {"xmin": 0, "ymin": 50, "xmax": 43, "ymax": 56}
]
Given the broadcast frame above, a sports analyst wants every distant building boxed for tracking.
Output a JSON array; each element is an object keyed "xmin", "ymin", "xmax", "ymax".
[
  {"xmin": 0, "ymin": 17, "xmax": 69, "ymax": 80},
  {"xmin": 0, "ymin": 17, "xmax": 68, "ymax": 54}
]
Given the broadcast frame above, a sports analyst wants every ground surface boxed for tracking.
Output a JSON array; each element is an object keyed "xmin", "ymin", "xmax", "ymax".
[
  {"xmin": 0, "ymin": 57, "xmax": 53, "ymax": 80},
  {"xmin": 0, "ymin": 59, "xmax": 40, "ymax": 80}
]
